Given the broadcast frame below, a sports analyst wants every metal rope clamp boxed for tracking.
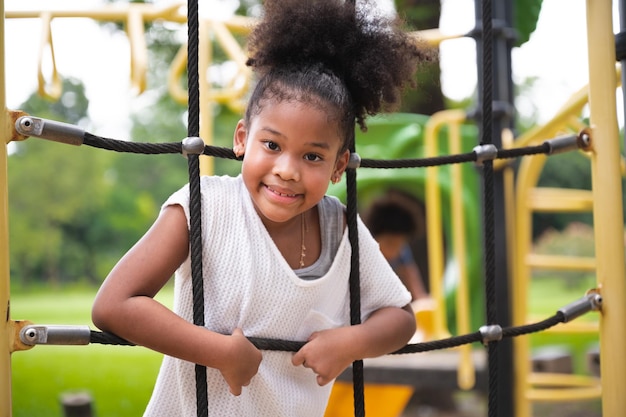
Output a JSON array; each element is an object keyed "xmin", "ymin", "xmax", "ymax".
[
  {"xmin": 182, "ymin": 136, "xmax": 205, "ymax": 159},
  {"xmin": 20, "ymin": 325, "xmax": 91, "ymax": 346},
  {"xmin": 544, "ymin": 134, "xmax": 581, "ymax": 155},
  {"xmin": 479, "ymin": 324, "xmax": 503, "ymax": 346},
  {"xmin": 473, "ymin": 144, "xmax": 498, "ymax": 165},
  {"xmin": 559, "ymin": 292, "xmax": 603, "ymax": 322},
  {"xmin": 15, "ymin": 116, "xmax": 85, "ymax": 146}
]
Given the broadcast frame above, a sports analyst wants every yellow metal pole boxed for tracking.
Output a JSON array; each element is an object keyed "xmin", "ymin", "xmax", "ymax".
[
  {"xmin": 449, "ymin": 117, "xmax": 475, "ymax": 390},
  {"xmin": 512, "ymin": 153, "xmax": 546, "ymax": 417},
  {"xmin": 424, "ymin": 111, "xmax": 463, "ymax": 340},
  {"xmin": 586, "ymin": 2, "xmax": 626, "ymax": 417},
  {"xmin": 1, "ymin": 0, "xmax": 14, "ymax": 414},
  {"xmin": 199, "ymin": 19, "xmax": 214, "ymax": 176}
]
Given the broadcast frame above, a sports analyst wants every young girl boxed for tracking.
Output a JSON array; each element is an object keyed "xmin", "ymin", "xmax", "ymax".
[{"xmin": 92, "ymin": 1, "xmax": 432, "ymax": 415}]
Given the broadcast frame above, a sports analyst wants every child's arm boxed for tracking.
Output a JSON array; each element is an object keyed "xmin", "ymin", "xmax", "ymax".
[
  {"xmin": 291, "ymin": 304, "xmax": 415, "ymax": 386},
  {"xmin": 92, "ymin": 205, "xmax": 261, "ymax": 395}
]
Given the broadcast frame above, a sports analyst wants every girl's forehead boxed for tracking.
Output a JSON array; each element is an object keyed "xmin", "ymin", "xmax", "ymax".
[{"xmin": 254, "ymin": 99, "xmax": 343, "ymax": 132}]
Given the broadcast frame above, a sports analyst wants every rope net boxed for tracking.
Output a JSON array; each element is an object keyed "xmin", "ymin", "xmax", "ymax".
[
  {"xmin": 15, "ymin": 118, "xmax": 595, "ymax": 417},
  {"xmin": 71, "ymin": 128, "xmax": 590, "ymax": 416}
]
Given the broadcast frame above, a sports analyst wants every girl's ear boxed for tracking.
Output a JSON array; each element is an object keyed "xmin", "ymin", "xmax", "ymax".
[
  {"xmin": 332, "ymin": 149, "xmax": 350, "ymax": 183},
  {"xmin": 233, "ymin": 119, "xmax": 247, "ymax": 157}
]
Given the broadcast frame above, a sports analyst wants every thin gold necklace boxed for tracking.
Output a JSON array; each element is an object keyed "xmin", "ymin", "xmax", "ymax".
[{"xmin": 299, "ymin": 212, "xmax": 307, "ymax": 268}]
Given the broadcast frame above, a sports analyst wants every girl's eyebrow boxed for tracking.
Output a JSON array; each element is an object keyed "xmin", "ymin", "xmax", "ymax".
[
  {"xmin": 304, "ymin": 141, "xmax": 331, "ymax": 150},
  {"xmin": 259, "ymin": 126, "xmax": 283, "ymax": 137},
  {"xmin": 260, "ymin": 126, "xmax": 332, "ymax": 150}
]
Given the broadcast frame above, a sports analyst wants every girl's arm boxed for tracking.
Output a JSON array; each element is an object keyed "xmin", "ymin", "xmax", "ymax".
[
  {"xmin": 92, "ymin": 205, "xmax": 261, "ymax": 395},
  {"xmin": 292, "ymin": 304, "xmax": 415, "ymax": 386}
]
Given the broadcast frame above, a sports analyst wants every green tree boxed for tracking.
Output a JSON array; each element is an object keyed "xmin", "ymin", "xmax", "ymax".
[{"xmin": 9, "ymin": 78, "xmax": 113, "ymax": 285}]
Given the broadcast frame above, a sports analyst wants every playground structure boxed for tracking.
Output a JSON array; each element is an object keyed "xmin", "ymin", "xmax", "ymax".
[{"xmin": 1, "ymin": 1, "xmax": 625, "ymax": 417}]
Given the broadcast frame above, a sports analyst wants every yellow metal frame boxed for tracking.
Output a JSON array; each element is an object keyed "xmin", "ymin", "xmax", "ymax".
[
  {"xmin": 585, "ymin": 3, "xmax": 626, "ymax": 417},
  {"xmin": 510, "ymin": 2, "xmax": 625, "ymax": 417},
  {"xmin": 1, "ymin": 3, "xmax": 11, "ymax": 414},
  {"xmin": 424, "ymin": 109, "xmax": 476, "ymax": 390}
]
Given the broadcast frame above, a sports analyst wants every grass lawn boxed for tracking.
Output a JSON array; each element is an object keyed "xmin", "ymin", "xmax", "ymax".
[
  {"xmin": 528, "ymin": 276, "xmax": 599, "ymax": 374},
  {"xmin": 11, "ymin": 285, "xmax": 174, "ymax": 417}
]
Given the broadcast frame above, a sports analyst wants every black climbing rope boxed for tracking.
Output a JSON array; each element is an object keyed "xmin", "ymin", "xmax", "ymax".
[
  {"xmin": 479, "ymin": 1, "xmax": 500, "ymax": 417},
  {"xmin": 185, "ymin": 1, "xmax": 208, "ymax": 415}
]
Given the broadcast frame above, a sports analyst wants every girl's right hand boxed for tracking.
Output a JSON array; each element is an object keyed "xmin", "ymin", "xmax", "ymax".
[{"xmin": 219, "ymin": 328, "xmax": 262, "ymax": 396}]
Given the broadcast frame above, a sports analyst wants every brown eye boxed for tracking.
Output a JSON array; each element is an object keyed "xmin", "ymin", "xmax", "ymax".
[
  {"xmin": 304, "ymin": 153, "xmax": 322, "ymax": 162},
  {"xmin": 264, "ymin": 141, "xmax": 280, "ymax": 151}
]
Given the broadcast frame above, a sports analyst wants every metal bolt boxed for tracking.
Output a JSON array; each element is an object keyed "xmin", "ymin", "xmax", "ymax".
[{"xmin": 580, "ymin": 132, "xmax": 590, "ymax": 147}]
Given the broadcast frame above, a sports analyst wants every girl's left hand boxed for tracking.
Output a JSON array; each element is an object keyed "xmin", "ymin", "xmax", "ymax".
[{"xmin": 291, "ymin": 327, "xmax": 357, "ymax": 386}]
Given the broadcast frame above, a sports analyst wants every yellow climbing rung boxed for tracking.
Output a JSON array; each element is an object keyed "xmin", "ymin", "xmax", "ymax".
[
  {"xmin": 527, "ymin": 373, "xmax": 601, "ymax": 402},
  {"xmin": 526, "ymin": 254, "xmax": 596, "ymax": 271},
  {"xmin": 526, "ymin": 188, "xmax": 594, "ymax": 212}
]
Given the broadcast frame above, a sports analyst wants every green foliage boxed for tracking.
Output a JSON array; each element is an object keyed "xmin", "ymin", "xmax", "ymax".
[
  {"xmin": 8, "ymin": 75, "xmax": 192, "ymax": 286},
  {"xmin": 16, "ymin": 77, "xmax": 89, "ymax": 125},
  {"xmin": 514, "ymin": 0, "xmax": 543, "ymax": 46},
  {"xmin": 7, "ymin": 17, "xmax": 247, "ymax": 286},
  {"xmin": 9, "ymin": 79, "xmax": 115, "ymax": 285}
]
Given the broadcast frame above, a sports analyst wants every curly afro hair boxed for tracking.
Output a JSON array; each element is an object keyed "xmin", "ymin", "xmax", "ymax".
[{"xmin": 244, "ymin": 0, "xmax": 434, "ymax": 150}]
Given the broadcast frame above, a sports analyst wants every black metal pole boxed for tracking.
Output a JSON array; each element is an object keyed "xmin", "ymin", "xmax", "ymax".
[{"xmin": 472, "ymin": 1, "xmax": 515, "ymax": 416}]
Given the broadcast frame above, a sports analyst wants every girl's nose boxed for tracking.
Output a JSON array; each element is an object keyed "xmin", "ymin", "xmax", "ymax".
[{"xmin": 272, "ymin": 153, "xmax": 301, "ymax": 182}]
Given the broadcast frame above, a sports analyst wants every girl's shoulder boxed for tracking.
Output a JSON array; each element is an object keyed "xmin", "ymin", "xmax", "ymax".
[
  {"xmin": 164, "ymin": 175, "xmax": 244, "ymax": 211},
  {"xmin": 199, "ymin": 174, "xmax": 242, "ymax": 188},
  {"xmin": 320, "ymin": 194, "xmax": 346, "ymax": 213},
  {"xmin": 198, "ymin": 174, "xmax": 245, "ymax": 196}
]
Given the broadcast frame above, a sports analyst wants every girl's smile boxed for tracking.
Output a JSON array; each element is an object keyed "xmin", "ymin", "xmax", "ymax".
[{"xmin": 265, "ymin": 183, "xmax": 300, "ymax": 198}]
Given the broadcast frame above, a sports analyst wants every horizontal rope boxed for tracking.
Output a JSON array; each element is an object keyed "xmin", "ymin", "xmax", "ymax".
[
  {"xmin": 89, "ymin": 311, "xmax": 565, "ymax": 353},
  {"xmin": 83, "ymin": 133, "xmax": 237, "ymax": 158},
  {"xmin": 360, "ymin": 142, "xmax": 551, "ymax": 169},
  {"xmin": 82, "ymin": 132, "xmax": 552, "ymax": 167},
  {"xmin": 84, "ymin": 132, "xmax": 182, "ymax": 154}
]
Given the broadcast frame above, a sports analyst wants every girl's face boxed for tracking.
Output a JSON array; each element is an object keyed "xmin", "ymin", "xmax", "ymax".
[{"xmin": 234, "ymin": 99, "xmax": 350, "ymax": 226}]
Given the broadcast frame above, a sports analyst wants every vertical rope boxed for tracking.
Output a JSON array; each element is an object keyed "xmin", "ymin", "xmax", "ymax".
[
  {"xmin": 186, "ymin": 1, "xmax": 208, "ymax": 416},
  {"xmin": 188, "ymin": 155, "xmax": 207, "ymax": 417},
  {"xmin": 480, "ymin": 1, "xmax": 499, "ymax": 417},
  {"xmin": 346, "ymin": 155, "xmax": 365, "ymax": 417},
  {"xmin": 343, "ymin": 0, "xmax": 364, "ymax": 413}
]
